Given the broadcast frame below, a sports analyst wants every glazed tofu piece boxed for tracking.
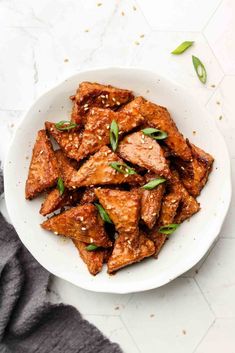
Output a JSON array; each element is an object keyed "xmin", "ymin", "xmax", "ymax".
[
  {"xmin": 122, "ymin": 97, "xmax": 192, "ymax": 161},
  {"xmin": 55, "ymin": 150, "xmax": 78, "ymax": 188},
  {"xmin": 140, "ymin": 173, "xmax": 165, "ymax": 229},
  {"xmin": 175, "ymin": 142, "xmax": 214, "ymax": 197},
  {"xmin": 71, "ymin": 81, "xmax": 134, "ymax": 124},
  {"xmin": 41, "ymin": 204, "xmax": 112, "ymax": 247},
  {"xmin": 107, "ymin": 231, "xmax": 155, "ymax": 273},
  {"xmin": 73, "ymin": 239, "xmax": 106, "ymax": 275},
  {"xmin": 170, "ymin": 169, "xmax": 200, "ymax": 223},
  {"xmin": 149, "ymin": 191, "xmax": 181, "ymax": 256},
  {"xmin": 25, "ymin": 130, "xmax": 59, "ymax": 200},
  {"xmin": 118, "ymin": 131, "xmax": 171, "ymax": 179},
  {"xmin": 45, "ymin": 122, "xmax": 82, "ymax": 161},
  {"xmin": 76, "ymin": 107, "xmax": 144, "ymax": 161},
  {"xmin": 95, "ymin": 188, "xmax": 141, "ymax": 237},
  {"xmin": 80, "ymin": 187, "xmax": 98, "ymax": 204},
  {"xmin": 68, "ymin": 146, "xmax": 143, "ymax": 188},
  {"xmin": 39, "ymin": 188, "xmax": 80, "ymax": 216}
]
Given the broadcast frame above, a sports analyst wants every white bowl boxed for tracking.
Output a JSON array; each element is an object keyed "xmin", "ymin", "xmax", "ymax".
[{"xmin": 4, "ymin": 67, "xmax": 231, "ymax": 294}]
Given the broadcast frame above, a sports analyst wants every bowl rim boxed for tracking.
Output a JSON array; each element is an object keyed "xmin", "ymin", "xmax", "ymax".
[{"xmin": 4, "ymin": 66, "xmax": 232, "ymax": 293}]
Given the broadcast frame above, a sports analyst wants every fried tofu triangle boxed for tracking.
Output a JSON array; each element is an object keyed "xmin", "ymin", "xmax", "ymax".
[
  {"xmin": 175, "ymin": 142, "xmax": 214, "ymax": 197},
  {"xmin": 40, "ymin": 189, "xmax": 80, "ymax": 216},
  {"xmin": 71, "ymin": 82, "xmax": 134, "ymax": 124},
  {"xmin": 122, "ymin": 97, "xmax": 192, "ymax": 161},
  {"xmin": 170, "ymin": 169, "xmax": 200, "ymax": 223},
  {"xmin": 41, "ymin": 204, "xmax": 112, "ymax": 248},
  {"xmin": 73, "ymin": 240, "xmax": 107, "ymax": 276},
  {"xmin": 140, "ymin": 173, "xmax": 165, "ymax": 229},
  {"xmin": 95, "ymin": 188, "xmax": 141, "ymax": 236},
  {"xmin": 45, "ymin": 122, "xmax": 82, "ymax": 161},
  {"xmin": 55, "ymin": 150, "xmax": 77, "ymax": 188},
  {"xmin": 76, "ymin": 107, "xmax": 144, "ymax": 160},
  {"xmin": 25, "ymin": 130, "xmax": 59, "ymax": 200},
  {"xmin": 107, "ymin": 231, "xmax": 155, "ymax": 273},
  {"xmin": 149, "ymin": 191, "xmax": 181, "ymax": 257},
  {"xmin": 118, "ymin": 131, "xmax": 171, "ymax": 179},
  {"xmin": 69, "ymin": 146, "xmax": 143, "ymax": 188}
]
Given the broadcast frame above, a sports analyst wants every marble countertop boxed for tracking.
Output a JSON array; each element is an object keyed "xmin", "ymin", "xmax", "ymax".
[{"xmin": 0, "ymin": 1, "xmax": 235, "ymax": 352}]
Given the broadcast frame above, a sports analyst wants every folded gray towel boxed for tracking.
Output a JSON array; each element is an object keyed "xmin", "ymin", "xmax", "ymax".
[{"xmin": 0, "ymin": 171, "xmax": 122, "ymax": 353}]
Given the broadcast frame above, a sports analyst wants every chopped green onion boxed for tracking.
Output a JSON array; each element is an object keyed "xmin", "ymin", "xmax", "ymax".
[
  {"xmin": 192, "ymin": 56, "xmax": 207, "ymax": 84},
  {"xmin": 55, "ymin": 120, "xmax": 78, "ymax": 131},
  {"xmin": 159, "ymin": 224, "xmax": 179, "ymax": 235},
  {"xmin": 142, "ymin": 128, "xmax": 168, "ymax": 140},
  {"xmin": 57, "ymin": 177, "xmax": 65, "ymax": 195},
  {"xmin": 142, "ymin": 178, "xmax": 166, "ymax": 190},
  {"xmin": 171, "ymin": 41, "xmax": 194, "ymax": 55},
  {"xmin": 109, "ymin": 162, "xmax": 137, "ymax": 175},
  {"xmin": 110, "ymin": 120, "xmax": 119, "ymax": 151},
  {"xmin": 85, "ymin": 244, "xmax": 99, "ymax": 251},
  {"xmin": 95, "ymin": 203, "xmax": 112, "ymax": 224}
]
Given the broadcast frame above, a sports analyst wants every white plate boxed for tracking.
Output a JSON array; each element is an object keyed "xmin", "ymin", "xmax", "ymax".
[{"xmin": 4, "ymin": 67, "xmax": 231, "ymax": 294}]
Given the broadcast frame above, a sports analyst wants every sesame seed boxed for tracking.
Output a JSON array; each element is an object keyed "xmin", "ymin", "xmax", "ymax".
[
  {"xmin": 106, "ymin": 124, "xmax": 110, "ymax": 129},
  {"xmin": 140, "ymin": 34, "xmax": 145, "ymax": 38},
  {"xmin": 105, "ymin": 104, "xmax": 110, "ymax": 107},
  {"xmin": 97, "ymin": 2, "xmax": 102, "ymax": 6},
  {"xmin": 70, "ymin": 196, "xmax": 73, "ymax": 199},
  {"xmin": 149, "ymin": 145, "xmax": 153, "ymax": 149},
  {"xmin": 116, "ymin": 101, "xmax": 121, "ymax": 105},
  {"xmin": 50, "ymin": 127, "xmax": 53, "ymax": 131},
  {"xmin": 72, "ymin": 186, "xmax": 76, "ymax": 189},
  {"xmin": 81, "ymin": 227, "xmax": 86, "ymax": 231},
  {"xmin": 54, "ymin": 231, "xmax": 58, "ymax": 235},
  {"xmin": 112, "ymin": 97, "xmax": 116, "ymax": 102},
  {"xmin": 39, "ymin": 150, "xmax": 44, "ymax": 155},
  {"xmin": 80, "ymin": 216, "xmax": 84, "ymax": 221},
  {"xmin": 84, "ymin": 103, "xmax": 89, "ymax": 108},
  {"xmin": 90, "ymin": 238, "xmax": 94, "ymax": 242},
  {"xmin": 98, "ymin": 136, "xmax": 102, "ymax": 140},
  {"xmin": 91, "ymin": 109, "xmax": 95, "ymax": 115},
  {"xmin": 105, "ymin": 94, "xmax": 109, "ymax": 99},
  {"xmin": 133, "ymin": 5, "xmax": 137, "ymax": 10},
  {"xmin": 84, "ymin": 29, "xmax": 89, "ymax": 32},
  {"xmin": 100, "ymin": 94, "xmax": 106, "ymax": 98},
  {"xmin": 121, "ymin": 11, "xmax": 125, "ymax": 16},
  {"xmin": 134, "ymin": 41, "xmax": 140, "ymax": 46},
  {"xmin": 102, "ymin": 100, "xmax": 105, "ymax": 104},
  {"xmin": 84, "ymin": 107, "xmax": 89, "ymax": 111}
]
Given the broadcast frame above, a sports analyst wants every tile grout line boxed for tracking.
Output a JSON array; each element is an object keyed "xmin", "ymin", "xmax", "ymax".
[
  {"xmin": 193, "ymin": 277, "xmax": 217, "ymax": 318},
  {"xmin": 202, "ymin": 32, "xmax": 226, "ymax": 76},
  {"xmin": 119, "ymin": 315, "xmax": 142, "ymax": 353},
  {"xmin": 192, "ymin": 317, "xmax": 216, "ymax": 353},
  {"xmin": 202, "ymin": 0, "xmax": 223, "ymax": 33}
]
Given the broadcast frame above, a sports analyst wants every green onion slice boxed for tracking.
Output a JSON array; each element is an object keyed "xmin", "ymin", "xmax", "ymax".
[
  {"xmin": 109, "ymin": 162, "xmax": 137, "ymax": 175},
  {"xmin": 57, "ymin": 177, "xmax": 65, "ymax": 195},
  {"xmin": 85, "ymin": 244, "xmax": 99, "ymax": 251},
  {"xmin": 110, "ymin": 120, "xmax": 119, "ymax": 151},
  {"xmin": 55, "ymin": 120, "xmax": 78, "ymax": 131},
  {"xmin": 142, "ymin": 128, "xmax": 168, "ymax": 140},
  {"xmin": 95, "ymin": 203, "xmax": 112, "ymax": 224},
  {"xmin": 171, "ymin": 41, "xmax": 194, "ymax": 55},
  {"xmin": 142, "ymin": 178, "xmax": 166, "ymax": 190},
  {"xmin": 192, "ymin": 56, "xmax": 207, "ymax": 84},
  {"xmin": 158, "ymin": 224, "xmax": 179, "ymax": 235}
]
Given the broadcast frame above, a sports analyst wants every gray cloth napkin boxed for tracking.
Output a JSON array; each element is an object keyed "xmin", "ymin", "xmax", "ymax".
[{"xmin": 0, "ymin": 170, "xmax": 122, "ymax": 353}]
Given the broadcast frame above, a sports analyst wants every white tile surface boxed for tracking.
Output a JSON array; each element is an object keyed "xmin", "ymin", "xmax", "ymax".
[
  {"xmin": 137, "ymin": 0, "xmax": 221, "ymax": 31},
  {"xmin": 196, "ymin": 239, "xmax": 235, "ymax": 317},
  {"xmin": 121, "ymin": 278, "xmax": 214, "ymax": 353},
  {"xmin": 131, "ymin": 31, "xmax": 223, "ymax": 105},
  {"xmin": 83, "ymin": 315, "xmax": 140, "ymax": 353},
  {"xmin": 0, "ymin": 0, "xmax": 235, "ymax": 352},
  {"xmin": 50, "ymin": 276, "xmax": 132, "ymax": 316},
  {"xmin": 206, "ymin": 76, "xmax": 235, "ymax": 158},
  {"xmin": 195, "ymin": 318, "xmax": 235, "ymax": 353},
  {"xmin": 204, "ymin": 0, "xmax": 235, "ymax": 74}
]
